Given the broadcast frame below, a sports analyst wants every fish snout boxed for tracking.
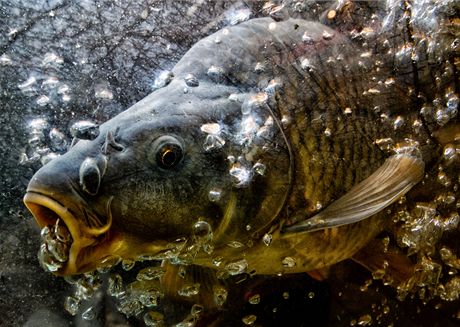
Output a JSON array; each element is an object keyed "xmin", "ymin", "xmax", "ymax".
[{"xmin": 23, "ymin": 155, "xmax": 112, "ymax": 275}]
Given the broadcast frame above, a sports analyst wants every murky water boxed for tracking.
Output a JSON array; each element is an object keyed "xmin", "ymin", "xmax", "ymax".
[{"xmin": 1, "ymin": 0, "xmax": 459, "ymax": 326}]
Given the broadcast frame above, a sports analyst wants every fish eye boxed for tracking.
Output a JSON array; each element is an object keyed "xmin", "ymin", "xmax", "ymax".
[{"xmin": 152, "ymin": 136, "xmax": 184, "ymax": 169}]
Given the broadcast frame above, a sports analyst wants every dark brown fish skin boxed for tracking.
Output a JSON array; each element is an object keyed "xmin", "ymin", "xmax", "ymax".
[{"xmin": 24, "ymin": 18, "xmax": 437, "ymax": 276}]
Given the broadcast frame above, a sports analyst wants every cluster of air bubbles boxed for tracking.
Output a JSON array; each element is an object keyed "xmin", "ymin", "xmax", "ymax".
[
  {"xmin": 436, "ymin": 92, "xmax": 459, "ymax": 126},
  {"xmin": 152, "ymin": 71, "xmax": 174, "ymax": 90},
  {"xmin": 224, "ymin": 258, "xmax": 248, "ymax": 276},
  {"xmin": 200, "ymin": 123, "xmax": 225, "ymax": 151},
  {"xmin": 38, "ymin": 220, "xmax": 72, "ymax": 273},
  {"xmin": 64, "ymin": 272, "xmax": 103, "ymax": 319},
  {"xmin": 21, "ymin": 118, "xmax": 57, "ymax": 165},
  {"xmin": 396, "ymin": 203, "xmax": 443, "ymax": 256}
]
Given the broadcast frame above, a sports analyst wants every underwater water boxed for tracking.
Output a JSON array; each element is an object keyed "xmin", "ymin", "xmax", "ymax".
[{"xmin": 0, "ymin": 0, "xmax": 459, "ymax": 326}]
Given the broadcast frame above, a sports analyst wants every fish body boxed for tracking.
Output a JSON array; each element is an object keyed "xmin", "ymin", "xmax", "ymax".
[{"xmin": 24, "ymin": 18, "xmax": 430, "ymax": 276}]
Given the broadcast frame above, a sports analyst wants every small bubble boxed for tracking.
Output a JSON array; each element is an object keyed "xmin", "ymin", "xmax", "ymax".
[
  {"xmin": 282, "ymin": 257, "xmax": 296, "ymax": 268},
  {"xmin": 227, "ymin": 241, "xmax": 244, "ymax": 248},
  {"xmin": 42, "ymin": 52, "xmax": 63, "ymax": 65},
  {"xmin": 36, "ymin": 95, "xmax": 50, "ymax": 106},
  {"xmin": 268, "ymin": 22, "xmax": 277, "ymax": 30},
  {"xmin": 242, "ymin": 314, "xmax": 257, "ymax": 325},
  {"xmin": 208, "ymin": 188, "xmax": 222, "ymax": 202},
  {"xmin": 393, "ymin": 116, "xmax": 405, "ymax": 129},
  {"xmin": 70, "ymin": 121, "xmax": 99, "ymax": 140},
  {"xmin": 64, "ymin": 296, "xmax": 80, "ymax": 316},
  {"xmin": 229, "ymin": 164, "xmax": 253, "ymax": 187},
  {"xmin": 300, "ymin": 57, "xmax": 315, "ymax": 71},
  {"xmin": 153, "ymin": 71, "xmax": 174, "ymax": 89},
  {"xmin": 227, "ymin": 8, "xmax": 251, "ymax": 25},
  {"xmin": 327, "ymin": 10, "xmax": 336, "ymax": 20},
  {"xmin": 184, "ymin": 74, "xmax": 199, "ymax": 87},
  {"xmin": 191, "ymin": 304, "xmax": 204, "ymax": 317},
  {"xmin": 122, "ymin": 259, "xmax": 135, "ymax": 271},
  {"xmin": 81, "ymin": 307, "xmax": 96, "ymax": 321},
  {"xmin": 213, "ymin": 285, "xmax": 228, "ymax": 306},
  {"xmin": 144, "ymin": 311, "xmax": 164, "ymax": 327},
  {"xmin": 262, "ymin": 233, "xmax": 272, "ymax": 246},
  {"xmin": 193, "ymin": 220, "xmax": 212, "ymax": 241},
  {"xmin": 225, "ymin": 259, "xmax": 248, "ymax": 275},
  {"xmin": 357, "ymin": 314, "xmax": 372, "ymax": 326},
  {"xmin": 322, "ymin": 30, "xmax": 334, "ymax": 40},
  {"xmin": 207, "ymin": 65, "xmax": 225, "ymax": 83},
  {"xmin": 254, "ymin": 62, "xmax": 265, "ymax": 73},
  {"xmin": 0, "ymin": 54, "xmax": 12, "ymax": 65},
  {"xmin": 249, "ymin": 294, "xmax": 260, "ymax": 304},
  {"xmin": 252, "ymin": 162, "xmax": 266, "ymax": 176},
  {"xmin": 137, "ymin": 267, "xmax": 166, "ymax": 281},
  {"xmin": 178, "ymin": 283, "xmax": 200, "ymax": 297},
  {"xmin": 108, "ymin": 274, "xmax": 124, "ymax": 297},
  {"xmin": 94, "ymin": 84, "xmax": 113, "ymax": 99},
  {"xmin": 308, "ymin": 291, "xmax": 315, "ymax": 299},
  {"xmin": 282, "ymin": 292, "xmax": 289, "ymax": 299},
  {"xmin": 302, "ymin": 32, "xmax": 314, "ymax": 44}
]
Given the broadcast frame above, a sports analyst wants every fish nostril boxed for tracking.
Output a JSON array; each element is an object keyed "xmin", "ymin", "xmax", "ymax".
[
  {"xmin": 79, "ymin": 157, "xmax": 101, "ymax": 196},
  {"xmin": 102, "ymin": 130, "xmax": 124, "ymax": 154}
]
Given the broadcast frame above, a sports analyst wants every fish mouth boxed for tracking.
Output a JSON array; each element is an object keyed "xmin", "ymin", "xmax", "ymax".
[{"xmin": 23, "ymin": 191, "xmax": 115, "ymax": 275}]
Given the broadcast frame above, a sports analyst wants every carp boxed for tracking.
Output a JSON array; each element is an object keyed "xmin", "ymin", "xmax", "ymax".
[{"xmin": 25, "ymin": 17, "xmax": 440, "ymax": 278}]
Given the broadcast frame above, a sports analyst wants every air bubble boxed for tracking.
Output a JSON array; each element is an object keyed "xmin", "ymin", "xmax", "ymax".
[
  {"xmin": 225, "ymin": 259, "xmax": 248, "ymax": 275},
  {"xmin": 81, "ymin": 307, "xmax": 96, "ymax": 321},
  {"xmin": 242, "ymin": 314, "xmax": 257, "ymax": 325},
  {"xmin": 229, "ymin": 164, "xmax": 253, "ymax": 187},
  {"xmin": 178, "ymin": 283, "xmax": 200, "ymax": 297},
  {"xmin": 252, "ymin": 162, "xmax": 266, "ymax": 176},
  {"xmin": 137, "ymin": 267, "xmax": 166, "ymax": 281},
  {"xmin": 302, "ymin": 32, "xmax": 314, "ymax": 44},
  {"xmin": 227, "ymin": 8, "xmax": 251, "ymax": 25},
  {"xmin": 254, "ymin": 62, "xmax": 265, "ymax": 73},
  {"xmin": 153, "ymin": 71, "xmax": 174, "ymax": 89},
  {"xmin": 191, "ymin": 304, "xmax": 204, "ymax": 317},
  {"xmin": 184, "ymin": 74, "xmax": 199, "ymax": 87},
  {"xmin": 122, "ymin": 259, "xmax": 135, "ymax": 271},
  {"xmin": 262, "ymin": 233, "xmax": 272, "ymax": 246},
  {"xmin": 64, "ymin": 296, "xmax": 81, "ymax": 316},
  {"xmin": 70, "ymin": 121, "xmax": 99, "ymax": 140},
  {"xmin": 144, "ymin": 311, "xmax": 165, "ymax": 327},
  {"xmin": 357, "ymin": 314, "xmax": 372, "ymax": 326},
  {"xmin": 36, "ymin": 95, "xmax": 50, "ymax": 106},
  {"xmin": 322, "ymin": 31, "xmax": 334, "ymax": 40},
  {"xmin": 193, "ymin": 220, "xmax": 212, "ymax": 241},
  {"xmin": 203, "ymin": 134, "xmax": 225, "ymax": 151},
  {"xmin": 108, "ymin": 274, "xmax": 124, "ymax": 297},
  {"xmin": 94, "ymin": 84, "xmax": 113, "ymax": 99},
  {"xmin": 49, "ymin": 128, "xmax": 68, "ymax": 151},
  {"xmin": 208, "ymin": 188, "xmax": 222, "ymax": 202},
  {"xmin": 227, "ymin": 241, "xmax": 244, "ymax": 248},
  {"xmin": 207, "ymin": 65, "xmax": 225, "ymax": 83},
  {"xmin": 393, "ymin": 116, "xmax": 405, "ymax": 129},
  {"xmin": 282, "ymin": 257, "xmax": 297, "ymax": 268},
  {"xmin": 300, "ymin": 58, "xmax": 315, "ymax": 71},
  {"xmin": 249, "ymin": 294, "xmax": 260, "ymax": 304},
  {"xmin": 213, "ymin": 285, "xmax": 228, "ymax": 306}
]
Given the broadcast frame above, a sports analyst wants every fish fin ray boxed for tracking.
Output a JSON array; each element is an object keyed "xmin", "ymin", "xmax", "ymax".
[{"xmin": 284, "ymin": 154, "xmax": 424, "ymax": 233}]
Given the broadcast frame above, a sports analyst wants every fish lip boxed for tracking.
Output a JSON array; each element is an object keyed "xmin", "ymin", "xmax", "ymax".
[{"xmin": 23, "ymin": 191, "xmax": 98, "ymax": 275}]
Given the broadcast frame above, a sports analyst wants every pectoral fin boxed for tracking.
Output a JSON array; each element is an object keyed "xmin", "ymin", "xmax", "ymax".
[{"xmin": 284, "ymin": 154, "xmax": 424, "ymax": 233}]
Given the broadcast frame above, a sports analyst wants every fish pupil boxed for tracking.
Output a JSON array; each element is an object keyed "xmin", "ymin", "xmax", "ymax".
[{"xmin": 157, "ymin": 144, "xmax": 182, "ymax": 168}]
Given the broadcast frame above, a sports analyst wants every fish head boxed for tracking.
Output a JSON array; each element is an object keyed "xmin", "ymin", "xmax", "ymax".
[{"xmin": 24, "ymin": 80, "xmax": 292, "ymax": 275}]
